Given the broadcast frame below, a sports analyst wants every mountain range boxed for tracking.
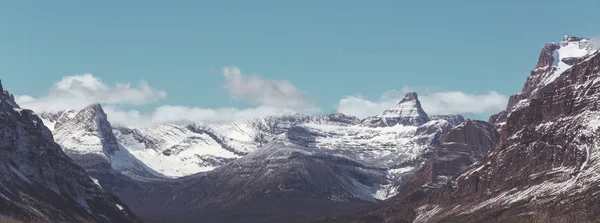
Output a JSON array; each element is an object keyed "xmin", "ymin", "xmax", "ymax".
[{"xmin": 0, "ymin": 35, "xmax": 599, "ymax": 223}]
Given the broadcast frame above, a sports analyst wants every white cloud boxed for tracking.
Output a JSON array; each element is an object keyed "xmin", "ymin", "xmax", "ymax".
[
  {"xmin": 337, "ymin": 96, "xmax": 393, "ymax": 119},
  {"xmin": 15, "ymin": 71, "xmax": 507, "ymax": 128},
  {"xmin": 16, "ymin": 74, "xmax": 166, "ymax": 112},
  {"xmin": 222, "ymin": 66, "xmax": 318, "ymax": 112},
  {"xmin": 15, "ymin": 70, "xmax": 318, "ymax": 128},
  {"xmin": 419, "ymin": 91, "xmax": 507, "ymax": 115},
  {"xmin": 104, "ymin": 105, "xmax": 295, "ymax": 128},
  {"xmin": 336, "ymin": 88, "xmax": 508, "ymax": 119}
]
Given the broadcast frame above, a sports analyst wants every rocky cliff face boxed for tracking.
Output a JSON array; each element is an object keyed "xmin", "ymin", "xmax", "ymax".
[
  {"xmin": 409, "ymin": 120, "xmax": 498, "ymax": 191},
  {"xmin": 335, "ymin": 35, "xmax": 600, "ymax": 223},
  {"xmin": 0, "ymin": 80, "xmax": 138, "ymax": 223},
  {"xmin": 490, "ymin": 35, "xmax": 598, "ymax": 128},
  {"xmin": 414, "ymin": 40, "xmax": 600, "ymax": 223}
]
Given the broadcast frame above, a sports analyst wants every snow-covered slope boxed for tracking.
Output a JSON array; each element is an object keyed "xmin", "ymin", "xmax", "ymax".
[
  {"xmin": 111, "ymin": 111, "xmax": 466, "ymax": 222},
  {"xmin": 114, "ymin": 102, "xmax": 459, "ymax": 186},
  {"xmin": 282, "ymin": 113, "xmax": 458, "ymax": 198},
  {"xmin": 111, "ymin": 113, "xmax": 362, "ymax": 177},
  {"xmin": 114, "ymin": 124, "xmax": 239, "ymax": 177},
  {"xmin": 39, "ymin": 109, "xmax": 76, "ymax": 131},
  {"xmin": 52, "ymin": 104, "xmax": 162, "ymax": 178}
]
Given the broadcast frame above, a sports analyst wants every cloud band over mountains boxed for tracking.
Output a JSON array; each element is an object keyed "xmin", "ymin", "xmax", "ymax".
[{"xmin": 16, "ymin": 67, "xmax": 508, "ymax": 127}]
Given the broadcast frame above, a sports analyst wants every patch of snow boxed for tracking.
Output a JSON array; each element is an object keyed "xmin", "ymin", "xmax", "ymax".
[
  {"xmin": 388, "ymin": 166, "xmax": 414, "ymax": 175},
  {"xmin": 542, "ymin": 39, "xmax": 595, "ymax": 86},
  {"xmin": 0, "ymin": 192, "xmax": 11, "ymax": 202},
  {"xmin": 374, "ymin": 183, "xmax": 398, "ymax": 200},
  {"xmin": 513, "ymin": 99, "xmax": 530, "ymax": 110},
  {"xmin": 414, "ymin": 205, "xmax": 442, "ymax": 223},
  {"xmin": 27, "ymin": 206, "xmax": 48, "ymax": 219},
  {"xmin": 90, "ymin": 177, "xmax": 102, "ymax": 189},
  {"xmin": 40, "ymin": 118, "xmax": 56, "ymax": 131},
  {"xmin": 578, "ymin": 144, "xmax": 589, "ymax": 171},
  {"xmin": 535, "ymin": 121, "xmax": 555, "ymax": 131},
  {"xmin": 460, "ymin": 161, "xmax": 490, "ymax": 178}
]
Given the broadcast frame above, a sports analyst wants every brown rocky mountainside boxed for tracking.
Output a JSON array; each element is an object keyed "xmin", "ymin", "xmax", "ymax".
[{"xmin": 321, "ymin": 36, "xmax": 600, "ymax": 223}]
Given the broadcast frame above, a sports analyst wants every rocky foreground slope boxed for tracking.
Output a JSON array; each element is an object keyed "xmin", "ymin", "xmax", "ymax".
[
  {"xmin": 0, "ymin": 81, "xmax": 139, "ymax": 222},
  {"xmin": 327, "ymin": 35, "xmax": 600, "ymax": 223}
]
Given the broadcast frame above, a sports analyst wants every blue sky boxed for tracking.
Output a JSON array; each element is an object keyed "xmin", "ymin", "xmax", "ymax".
[{"xmin": 1, "ymin": 0, "xmax": 599, "ymax": 126}]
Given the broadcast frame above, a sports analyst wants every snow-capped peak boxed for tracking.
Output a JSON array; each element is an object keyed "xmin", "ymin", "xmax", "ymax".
[
  {"xmin": 503, "ymin": 36, "xmax": 596, "ymax": 117},
  {"xmin": 556, "ymin": 36, "xmax": 595, "ymax": 61},
  {"xmin": 491, "ymin": 35, "xmax": 600, "ymax": 130},
  {"xmin": 540, "ymin": 36, "xmax": 596, "ymax": 86},
  {"xmin": 387, "ymin": 92, "xmax": 427, "ymax": 117},
  {"xmin": 362, "ymin": 92, "xmax": 429, "ymax": 127},
  {"xmin": 54, "ymin": 103, "xmax": 120, "ymax": 157},
  {"xmin": 52, "ymin": 104, "xmax": 164, "ymax": 178}
]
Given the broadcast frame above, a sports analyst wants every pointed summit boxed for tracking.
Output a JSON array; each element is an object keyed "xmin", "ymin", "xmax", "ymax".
[
  {"xmin": 400, "ymin": 91, "xmax": 419, "ymax": 103},
  {"xmin": 53, "ymin": 103, "xmax": 120, "ymax": 167},
  {"xmin": 77, "ymin": 103, "xmax": 105, "ymax": 119},
  {"xmin": 55, "ymin": 104, "xmax": 111, "ymax": 132},
  {"xmin": 362, "ymin": 92, "xmax": 429, "ymax": 127},
  {"xmin": 53, "ymin": 104, "xmax": 164, "ymax": 178}
]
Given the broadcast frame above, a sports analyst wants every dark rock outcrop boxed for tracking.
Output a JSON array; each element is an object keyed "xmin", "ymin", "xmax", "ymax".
[{"xmin": 410, "ymin": 120, "xmax": 498, "ymax": 191}]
